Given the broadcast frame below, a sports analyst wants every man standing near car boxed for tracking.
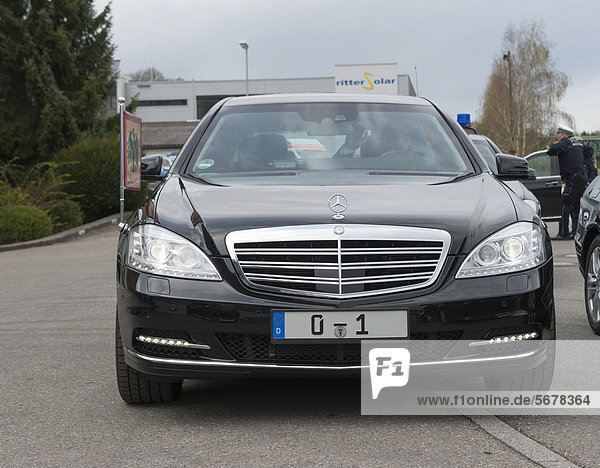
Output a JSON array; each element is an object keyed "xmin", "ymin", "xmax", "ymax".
[{"xmin": 547, "ymin": 124, "xmax": 586, "ymax": 240}]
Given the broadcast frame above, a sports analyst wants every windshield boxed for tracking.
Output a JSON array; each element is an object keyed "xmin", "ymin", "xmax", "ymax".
[{"xmin": 186, "ymin": 102, "xmax": 473, "ymax": 185}]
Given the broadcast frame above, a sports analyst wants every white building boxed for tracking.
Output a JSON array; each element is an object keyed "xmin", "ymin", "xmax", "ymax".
[{"xmin": 125, "ymin": 74, "xmax": 416, "ymax": 123}]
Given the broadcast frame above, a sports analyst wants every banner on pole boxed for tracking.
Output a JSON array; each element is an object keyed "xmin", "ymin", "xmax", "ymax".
[{"xmin": 122, "ymin": 110, "xmax": 142, "ymax": 191}]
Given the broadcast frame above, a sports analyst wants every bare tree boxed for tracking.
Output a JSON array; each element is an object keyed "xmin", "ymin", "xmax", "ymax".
[
  {"xmin": 477, "ymin": 21, "xmax": 570, "ymax": 156},
  {"xmin": 129, "ymin": 67, "xmax": 169, "ymax": 81}
]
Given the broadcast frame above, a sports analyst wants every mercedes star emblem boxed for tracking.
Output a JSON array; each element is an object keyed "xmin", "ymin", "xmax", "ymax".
[{"xmin": 328, "ymin": 194, "xmax": 348, "ymax": 216}]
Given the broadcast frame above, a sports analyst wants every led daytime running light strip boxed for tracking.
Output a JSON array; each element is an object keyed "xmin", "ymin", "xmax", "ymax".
[
  {"xmin": 469, "ymin": 332, "xmax": 539, "ymax": 347},
  {"xmin": 136, "ymin": 335, "xmax": 211, "ymax": 350}
]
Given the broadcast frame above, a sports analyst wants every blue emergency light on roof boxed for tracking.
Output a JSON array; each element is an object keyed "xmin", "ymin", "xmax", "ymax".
[{"xmin": 457, "ymin": 114, "xmax": 471, "ymax": 128}]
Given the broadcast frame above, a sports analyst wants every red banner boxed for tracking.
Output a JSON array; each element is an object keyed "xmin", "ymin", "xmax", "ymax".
[{"xmin": 123, "ymin": 111, "xmax": 142, "ymax": 191}]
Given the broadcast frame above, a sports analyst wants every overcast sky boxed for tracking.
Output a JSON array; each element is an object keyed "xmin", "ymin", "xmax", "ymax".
[{"xmin": 95, "ymin": 0, "xmax": 600, "ymax": 132}]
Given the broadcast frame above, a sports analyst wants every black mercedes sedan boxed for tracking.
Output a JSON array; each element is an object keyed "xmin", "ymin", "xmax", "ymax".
[{"xmin": 115, "ymin": 94, "xmax": 555, "ymax": 403}]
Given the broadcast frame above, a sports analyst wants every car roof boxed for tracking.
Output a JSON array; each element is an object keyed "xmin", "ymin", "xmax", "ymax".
[{"xmin": 222, "ymin": 93, "xmax": 430, "ymax": 107}]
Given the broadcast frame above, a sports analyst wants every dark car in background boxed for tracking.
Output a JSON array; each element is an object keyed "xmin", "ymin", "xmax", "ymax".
[
  {"xmin": 575, "ymin": 176, "xmax": 600, "ymax": 333},
  {"xmin": 469, "ymin": 134, "xmax": 541, "ymax": 217},
  {"xmin": 116, "ymin": 94, "xmax": 555, "ymax": 403}
]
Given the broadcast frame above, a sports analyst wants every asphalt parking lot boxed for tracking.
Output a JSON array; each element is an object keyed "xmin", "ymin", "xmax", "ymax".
[{"xmin": 0, "ymin": 222, "xmax": 598, "ymax": 467}]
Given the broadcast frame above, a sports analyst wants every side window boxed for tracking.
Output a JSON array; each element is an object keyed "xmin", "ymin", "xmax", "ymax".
[
  {"xmin": 550, "ymin": 155, "xmax": 560, "ymax": 176},
  {"xmin": 527, "ymin": 154, "xmax": 551, "ymax": 177}
]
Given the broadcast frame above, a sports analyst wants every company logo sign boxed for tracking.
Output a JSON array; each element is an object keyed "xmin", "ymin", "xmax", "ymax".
[
  {"xmin": 335, "ymin": 64, "xmax": 398, "ymax": 95},
  {"xmin": 369, "ymin": 348, "xmax": 411, "ymax": 398}
]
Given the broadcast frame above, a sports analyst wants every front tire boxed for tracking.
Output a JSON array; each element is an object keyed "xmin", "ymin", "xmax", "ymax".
[
  {"xmin": 585, "ymin": 237, "xmax": 600, "ymax": 335},
  {"xmin": 115, "ymin": 314, "xmax": 183, "ymax": 404}
]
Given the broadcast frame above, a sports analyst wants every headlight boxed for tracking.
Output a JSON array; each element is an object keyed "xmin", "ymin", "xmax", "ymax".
[
  {"xmin": 456, "ymin": 222, "xmax": 546, "ymax": 278},
  {"xmin": 127, "ymin": 224, "xmax": 221, "ymax": 280}
]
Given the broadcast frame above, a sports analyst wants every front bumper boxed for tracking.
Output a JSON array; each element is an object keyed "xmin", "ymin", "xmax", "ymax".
[
  {"xmin": 124, "ymin": 340, "xmax": 551, "ymax": 380},
  {"xmin": 116, "ymin": 258, "xmax": 555, "ymax": 380}
]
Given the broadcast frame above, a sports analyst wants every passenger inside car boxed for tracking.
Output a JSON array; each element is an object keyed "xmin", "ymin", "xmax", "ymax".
[{"xmin": 238, "ymin": 134, "xmax": 290, "ymax": 171}]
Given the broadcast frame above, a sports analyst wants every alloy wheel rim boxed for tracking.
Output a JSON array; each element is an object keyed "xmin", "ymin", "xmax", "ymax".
[{"xmin": 587, "ymin": 247, "xmax": 600, "ymax": 323}]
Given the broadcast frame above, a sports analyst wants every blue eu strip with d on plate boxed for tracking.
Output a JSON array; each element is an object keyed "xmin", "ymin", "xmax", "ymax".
[{"xmin": 272, "ymin": 312, "xmax": 285, "ymax": 339}]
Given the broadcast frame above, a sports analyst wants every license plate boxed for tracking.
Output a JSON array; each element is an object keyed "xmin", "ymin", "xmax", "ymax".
[{"xmin": 272, "ymin": 311, "xmax": 408, "ymax": 340}]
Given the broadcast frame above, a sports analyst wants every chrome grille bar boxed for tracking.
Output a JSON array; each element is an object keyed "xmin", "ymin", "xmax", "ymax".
[{"xmin": 240, "ymin": 260, "xmax": 438, "ymax": 271}]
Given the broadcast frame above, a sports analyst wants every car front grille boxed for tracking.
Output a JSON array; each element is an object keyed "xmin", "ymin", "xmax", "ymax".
[
  {"xmin": 226, "ymin": 225, "xmax": 450, "ymax": 298},
  {"xmin": 217, "ymin": 331, "xmax": 463, "ymax": 365}
]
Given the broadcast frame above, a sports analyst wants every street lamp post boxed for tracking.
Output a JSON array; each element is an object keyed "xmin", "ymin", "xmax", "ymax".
[
  {"xmin": 239, "ymin": 40, "xmax": 249, "ymax": 96},
  {"xmin": 503, "ymin": 51, "xmax": 513, "ymax": 146}
]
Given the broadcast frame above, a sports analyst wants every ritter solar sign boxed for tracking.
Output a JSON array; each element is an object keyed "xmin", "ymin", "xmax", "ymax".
[{"xmin": 335, "ymin": 63, "xmax": 399, "ymax": 95}]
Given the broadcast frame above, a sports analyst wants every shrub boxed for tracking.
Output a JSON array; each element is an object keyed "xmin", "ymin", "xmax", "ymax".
[
  {"xmin": 50, "ymin": 199, "xmax": 84, "ymax": 232},
  {"xmin": 0, "ymin": 159, "xmax": 74, "ymax": 211},
  {"xmin": 53, "ymin": 137, "xmax": 148, "ymax": 222},
  {"xmin": 0, "ymin": 205, "xmax": 54, "ymax": 244},
  {"xmin": 0, "ymin": 185, "xmax": 30, "ymax": 208}
]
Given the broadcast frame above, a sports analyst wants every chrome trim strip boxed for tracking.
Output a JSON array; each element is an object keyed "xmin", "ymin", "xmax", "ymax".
[
  {"xmin": 239, "ymin": 260, "xmax": 438, "ymax": 269},
  {"xmin": 342, "ymin": 274, "xmax": 432, "ymax": 285},
  {"xmin": 341, "ymin": 260, "xmax": 439, "ymax": 267},
  {"xmin": 127, "ymin": 347, "xmax": 543, "ymax": 370},
  {"xmin": 410, "ymin": 349, "xmax": 542, "ymax": 367},
  {"xmin": 236, "ymin": 248, "xmax": 442, "ymax": 255},
  {"xmin": 248, "ymin": 274, "xmax": 339, "ymax": 285},
  {"xmin": 236, "ymin": 248, "xmax": 338, "ymax": 254},
  {"xmin": 342, "ymin": 247, "xmax": 443, "ymax": 253},
  {"xmin": 240, "ymin": 261, "xmax": 339, "ymax": 268},
  {"xmin": 337, "ymin": 236, "xmax": 343, "ymax": 295}
]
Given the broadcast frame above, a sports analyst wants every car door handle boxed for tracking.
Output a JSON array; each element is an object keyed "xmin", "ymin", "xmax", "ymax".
[{"xmin": 545, "ymin": 181, "xmax": 560, "ymax": 187}]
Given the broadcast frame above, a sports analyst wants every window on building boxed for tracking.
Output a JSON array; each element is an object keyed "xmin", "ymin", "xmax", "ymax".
[{"xmin": 138, "ymin": 99, "xmax": 188, "ymax": 107}]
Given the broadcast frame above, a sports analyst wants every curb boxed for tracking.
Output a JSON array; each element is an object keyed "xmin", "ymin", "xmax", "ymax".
[{"xmin": 0, "ymin": 213, "xmax": 123, "ymax": 253}]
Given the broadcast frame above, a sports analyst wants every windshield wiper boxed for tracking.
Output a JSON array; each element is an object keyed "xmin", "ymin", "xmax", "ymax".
[
  {"xmin": 366, "ymin": 170, "xmax": 454, "ymax": 176},
  {"xmin": 186, "ymin": 173, "xmax": 225, "ymax": 186},
  {"xmin": 432, "ymin": 171, "xmax": 476, "ymax": 184},
  {"xmin": 208, "ymin": 171, "xmax": 299, "ymax": 178}
]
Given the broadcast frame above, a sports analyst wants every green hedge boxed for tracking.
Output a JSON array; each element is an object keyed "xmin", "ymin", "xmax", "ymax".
[
  {"xmin": 53, "ymin": 137, "xmax": 148, "ymax": 222},
  {"xmin": 0, "ymin": 205, "xmax": 53, "ymax": 244},
  {"xmin": 50, "ymin": 199, "xmax": 84, "ymax": 232}
]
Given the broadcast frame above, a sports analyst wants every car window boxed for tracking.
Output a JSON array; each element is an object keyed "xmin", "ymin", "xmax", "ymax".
[
  {"xmin": 527, "ymin": 153, "xmax": 552, "ymax": 177},
  {"xmin": 186, "ymin": 102, "xmax": 472, "ymax": 185},
  {"xmin": 472, "ymin": 140, "xmax": 498, "ymax": 174}
]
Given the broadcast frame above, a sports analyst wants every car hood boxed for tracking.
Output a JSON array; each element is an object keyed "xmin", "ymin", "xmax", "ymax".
[{"xmin": 150, "ymin": 174, "xmax": 519, "ymax": 256}]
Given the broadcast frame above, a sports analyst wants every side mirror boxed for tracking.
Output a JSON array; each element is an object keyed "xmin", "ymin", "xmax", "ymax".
[
  {"xmin": 496, "ymin": 153, "xmax": 531, "ymax": 180},
  {"xmin": 528, "ymin": 168, "xmax": 537, "ymax": 181},
  {"xmin": 141, "ymin": 155, "xmax": 164, "ymax": 180}
]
